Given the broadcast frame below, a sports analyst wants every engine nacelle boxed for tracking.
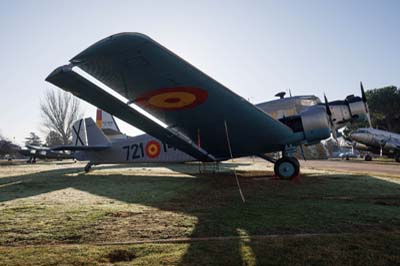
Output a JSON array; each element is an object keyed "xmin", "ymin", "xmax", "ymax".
[
  {"xmin": 300, "ymin": 106, "xmax": 331, "ymax": 143},
  {"xmin": 353, "ymin": 142, "xmax": 371, "ymax": 151},
  {"xmin": 280, "ymin": 106, "xmax": 331, "ymax": 144},
  {"xmin": 329, "ymin": 96, "xmax": 368, "ymax": 128},
  {"xmin": 347, "ymin": 96, "xmax": 368, "ymax": 122}
]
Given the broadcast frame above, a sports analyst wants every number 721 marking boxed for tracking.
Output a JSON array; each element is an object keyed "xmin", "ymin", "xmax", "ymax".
[{"xmin": 122, "ymin": 143, "xmax": 144, "ymax": 160}]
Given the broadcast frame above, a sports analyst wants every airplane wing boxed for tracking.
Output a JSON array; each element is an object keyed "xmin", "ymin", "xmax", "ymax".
[
  {"xmin": 47, "ymin": 66, "xmax": 215, "ymax": 162},
  {"xmin": 47, "ymin": 33, "xmax": 294, "ymax": 159}
]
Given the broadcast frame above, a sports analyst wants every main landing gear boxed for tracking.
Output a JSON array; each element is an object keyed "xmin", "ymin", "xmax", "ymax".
[
  {"xmin": 259, "ymin": 145, "xmax": 300, "ymax": 180},
  {"xmin": 274, "ymin": 157, "xmax": 300, "ymax": 179}
]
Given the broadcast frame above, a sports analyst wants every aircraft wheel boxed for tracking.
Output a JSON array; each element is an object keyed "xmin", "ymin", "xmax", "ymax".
[
  {"xmin": 365, "ymin": 154, "xmax": 372, "ymax": 161},
  {"xmin": 274, "ymin": 157, "xmax": 300, "ymax": 180}
]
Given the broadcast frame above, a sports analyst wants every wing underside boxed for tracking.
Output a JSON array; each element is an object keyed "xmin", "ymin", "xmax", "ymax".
[
  {"xmin": 46, "ymin": 65, "xmax": 215, "ymax": 161},
  {"xmin": 47, "ymin": 33, "xmax": 294, "ymax": 159}
]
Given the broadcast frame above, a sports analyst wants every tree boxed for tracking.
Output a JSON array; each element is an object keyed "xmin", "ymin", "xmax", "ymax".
[
  {"xmin": 45, "ymin": 131, "xmax": 64, "ymax": 147},
  {"xmin": 25, "ymin": 132, "xmax": 42, "ymax": 146},
  {"xmin": 40, "ymin": 89, "xmax": 83, "ymax": 145},
  {"xmin": 366, "ymin": 86, "xmax": 400, "ymax": 133},
  {"xmin": 343, "ymin": 85, "xmax": 400, "ymax": 135}
]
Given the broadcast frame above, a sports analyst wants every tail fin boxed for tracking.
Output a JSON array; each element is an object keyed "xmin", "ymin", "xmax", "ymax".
[
  {"xmin": 85, "ymin": 118, "xmax": 110, "ymax": 146},
  {"xmin": 96, "ymin": 109, "xmax": 127, "ymax": 140},
  {"xmin": 96, "ymin": 109, "xmax": 121, "ymax": 134},
  {"xmin": 72, "ymin": 118, "xmax": 110, "ymax": 146}
]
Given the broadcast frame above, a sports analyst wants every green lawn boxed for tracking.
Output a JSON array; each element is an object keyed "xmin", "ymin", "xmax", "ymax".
[{"xmin": 0, "ymin": 162, "xmax": 399, "ymax": 265}]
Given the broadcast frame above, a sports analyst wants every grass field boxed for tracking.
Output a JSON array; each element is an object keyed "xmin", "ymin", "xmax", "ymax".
[{"xmin": 0, "ymin": 160, "xmax": 399, "ymax": 265}]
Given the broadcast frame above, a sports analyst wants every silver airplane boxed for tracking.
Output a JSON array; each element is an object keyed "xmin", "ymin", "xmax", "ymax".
[
  {"xmin": 350, "ymin": 128, "xmax": 400, "ymax": 162},
  {"xmin": 256, "ymin": 82, "xmax": 371, "ymax": 141}
]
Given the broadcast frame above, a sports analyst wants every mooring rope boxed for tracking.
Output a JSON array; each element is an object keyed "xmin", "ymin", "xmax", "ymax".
[{"xmin": 224, "ymin": 120, "xmax": 246, "ymax": 203}]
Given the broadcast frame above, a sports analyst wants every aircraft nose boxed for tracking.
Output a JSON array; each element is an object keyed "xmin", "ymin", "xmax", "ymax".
[{"xmin": 351, "ymin": 132, "xmax": 362, "ymax": 141}]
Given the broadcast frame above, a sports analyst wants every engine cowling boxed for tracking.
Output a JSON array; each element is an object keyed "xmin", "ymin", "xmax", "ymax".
[
  {"xmin": 279, "ymin": 106, "xmax": 331, "ymax": 144},
  {"xmin": 347, "ymin": 96, "xmax": 368, "ymax": 122},
  {"xmin": 300, "ymin": 106, "xmax": 331, "ymax": 143}
]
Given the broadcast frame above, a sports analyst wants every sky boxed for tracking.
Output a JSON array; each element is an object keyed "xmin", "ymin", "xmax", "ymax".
[{"xmin": 0, "ymin": 0, "xmax": 399, "ymax": 145}]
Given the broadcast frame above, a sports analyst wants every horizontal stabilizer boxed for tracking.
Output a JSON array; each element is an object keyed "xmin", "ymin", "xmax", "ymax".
[
  {"xmin": 52, "ymin": 145, "xmax": 110, "ymax": 151},
  {"xmin": 26, "ymin": 144, "xmax": 51, "ymax": 151}
]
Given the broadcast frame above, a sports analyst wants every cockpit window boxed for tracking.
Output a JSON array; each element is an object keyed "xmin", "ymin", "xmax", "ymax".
[{"xmin": 299, "ymin": 99, "xmax": 318, "ymax": 106}]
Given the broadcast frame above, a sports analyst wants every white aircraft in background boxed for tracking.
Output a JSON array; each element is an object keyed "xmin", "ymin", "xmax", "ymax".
[{"xmin": 351, "ymin": 128, "xmax": 400, "ymax": 162}]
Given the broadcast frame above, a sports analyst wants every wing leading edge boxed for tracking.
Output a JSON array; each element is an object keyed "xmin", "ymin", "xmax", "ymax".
[{"xmin": 46, "ymin": 65, "xmax": 215, "ymax": 161}]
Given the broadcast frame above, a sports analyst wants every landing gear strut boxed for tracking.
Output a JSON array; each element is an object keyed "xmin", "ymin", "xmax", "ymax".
[
  {"xmin": 274, "ymin": 157, "xmax": 300, "ymax": 179},
  {"xmin": 84, "ymin": 162, "xmax": 93, "ymax": 173},
  {"xmin": 365, "ymin": 154, "xmax": 372, "ymax": 161}
]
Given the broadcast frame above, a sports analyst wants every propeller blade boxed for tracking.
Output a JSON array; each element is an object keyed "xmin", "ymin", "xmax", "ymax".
[
  {"xmin": 324, "ymin": 93, "xmax": 337, "ymax": 142},
  {"xmin": 360, "ymin": 82, "xmax": 367, "ymax": 102},
  {"xmin": 324, "ymin": 94, "xmax": 332, "ymax": 116},
  {"xmin": 360, "ymin": 81, "xmax": 373, "ymax": 128}
]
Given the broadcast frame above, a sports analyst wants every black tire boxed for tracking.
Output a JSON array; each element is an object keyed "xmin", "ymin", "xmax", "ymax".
[
  {"xmin": 395, "ymin": 154, "xmax": 400, "ymax": 163},
  {"xmin": 365, "ymin": 154, "xmax": 372, "ymax": 161},
  {"xmin": 274, "ymin": 157, "xmax": 300, "ymax": 180}
]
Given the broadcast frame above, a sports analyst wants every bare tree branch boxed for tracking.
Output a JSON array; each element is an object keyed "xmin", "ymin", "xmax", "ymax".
[{"xmin": 40, "ymin": 88, "xmax": 84, "ymax": 144}]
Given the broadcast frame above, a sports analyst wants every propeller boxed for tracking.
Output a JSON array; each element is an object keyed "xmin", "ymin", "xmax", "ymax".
[
  {"xmin": 324, "ymin": 94, "xmax": 338, "ymax": 141},
  {"xmin": 360, "ymin": 82, "xmax": 373, "ymax": 128}
]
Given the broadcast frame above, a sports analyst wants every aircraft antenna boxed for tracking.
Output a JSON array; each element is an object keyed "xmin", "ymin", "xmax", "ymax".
[{"xmin": 224, "ymin": 120, "xmax": 246, "ymax": 203}]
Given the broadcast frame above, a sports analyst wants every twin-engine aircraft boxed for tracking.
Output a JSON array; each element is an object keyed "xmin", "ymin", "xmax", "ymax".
[
  {"xmin": 350, "ymin": 128, "xmax": 400, "ymax": 162},
  {"xmin": 47, "ymin": 32, "xmax": 369, "ymax": 179}
]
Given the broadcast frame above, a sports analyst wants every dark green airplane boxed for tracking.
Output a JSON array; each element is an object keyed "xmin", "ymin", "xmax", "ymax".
[{"xmin": 46, "ymin": 33, "xmax": 369, "ymax": 179}]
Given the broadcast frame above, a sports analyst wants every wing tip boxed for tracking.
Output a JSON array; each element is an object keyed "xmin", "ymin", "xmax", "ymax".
[
  {"xmin": 45, "ymin": 64, "xmax": 73, "ymax": 83},
  {"xmin": 70, "ymin": 32, "xmax": 152, "ymax": 63}
]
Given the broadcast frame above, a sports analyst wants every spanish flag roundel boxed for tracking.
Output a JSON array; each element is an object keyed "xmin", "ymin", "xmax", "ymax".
[
  {"xmin": 136, "ymin": 87, "xmax": 208, "ymax": 110},
  {"xmin": 145, "ymin": 140, "xmax": 161, "ymax": 158}
]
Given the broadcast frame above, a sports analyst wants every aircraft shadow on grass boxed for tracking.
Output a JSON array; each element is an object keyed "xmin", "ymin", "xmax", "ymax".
[{"xmin": 1, "ymin": 164, "xmax": 400, "ymax": 265}]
